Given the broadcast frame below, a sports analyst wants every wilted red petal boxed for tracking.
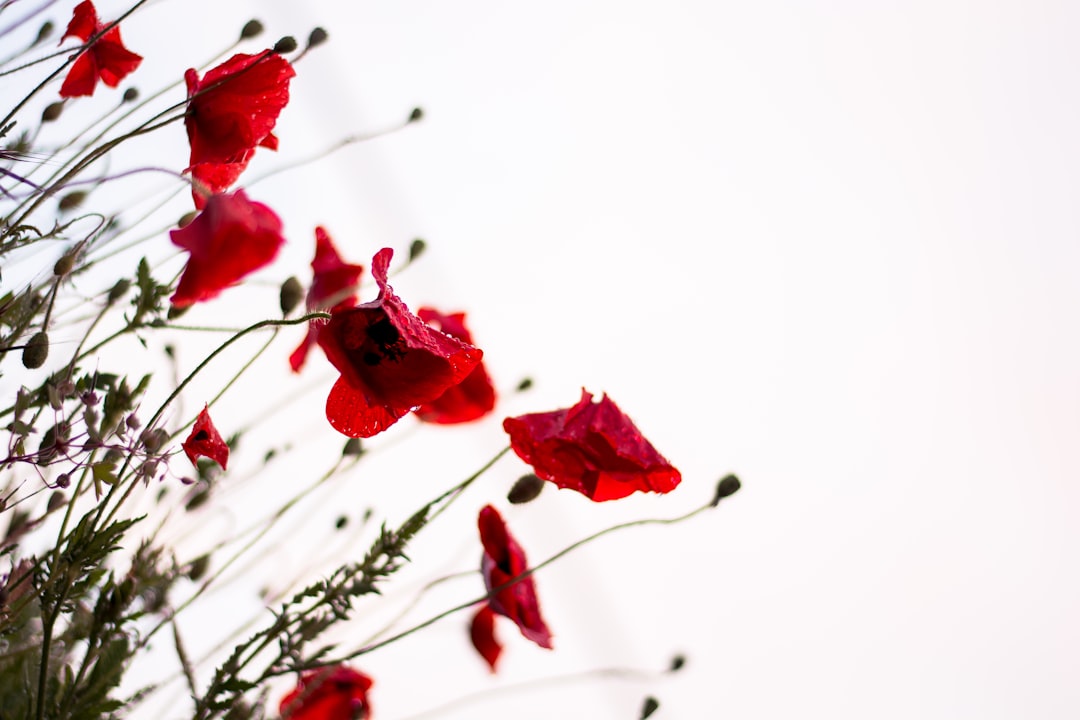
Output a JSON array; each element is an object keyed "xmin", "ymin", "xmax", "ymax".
[
  {"xmin": 169, "ymin": 189, "xmax": 285, "ymax": 307},
  {"xmin": 58, "ymin": 1, "xmax": 141, "ymax": 98},
  {"xmin": 279, "ymin": 665, "xmax": 373, "ymax": 720},
  {"xmin": 413, "ymin": 308, "xmax": 496, "ymax": 425},
  {"xmin": 317, "ymin": 248, "xmax": 482, "ymax": 438},
  {"xmin": 478, "ymin": 504, "xmax": 553, "ymax": 650},
  {"xmin": 185, "ymin": 52, "xmax": 295, "ymax": 206},
  {"xmin": 502, "ymin": 389, "xmax": 681, "ymax": 501},
  {"xmin": 470, "ymin": 605, "xmax": 503, "ymax": 672},
  {"xmin": 181, "ymin": 406, "xmax": 228, "ymax": 469}
]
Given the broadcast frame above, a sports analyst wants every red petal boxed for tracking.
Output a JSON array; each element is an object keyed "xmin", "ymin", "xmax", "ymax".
[
  {"xmin": 308, "ymin": 226, "xmax": 363, "ymax": 310},
  {"xmin": 325, "ymin": 375, "xmax": 407, "ymax": 439},
  {"xmin": 478, "ymin": 505, "xmax": 554, "ymax": 650},
  {"xmin": 59, "ymin": 50, "xmax": 98, "ymax": 98},
  {"xmin": 181, "ymin": 406, "xmax": 229, "ymax": 469},
  {"xmin": 279, "ymin": 666, "xmax": 373, "ymax": 720},
  {"xmin": 61, "ymin": 0, "xmax": 98, "ymax": 43},
  {"xmin": 414, "ymin": 308, "xmax": 497, "ymax": 424},
  {"xmin": 169, "ymin": 189, "xmax": 285, "ymax": 307},
  {"xmin": 502, "ymin": 389, "xmax": 681, "ymax": 501},
  {"xmin": 470, "ymin": 606, "xmax": 503, "ymax": 672},
  {"xmin": 91, "ymin": 28, "xmax": 142, "ymax": 87}
]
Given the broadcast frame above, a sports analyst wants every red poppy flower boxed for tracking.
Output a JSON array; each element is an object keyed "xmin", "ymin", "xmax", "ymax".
[
  {"xmin": 470, "ymin": 504, "xmax": 552, "ymax": 672},
  {"xmin": 184, "ymin": 51, "xmax": 295, "ymax": 207},
  {"xmin": 279, "ymin": 666, "xmax": 373, "ymax": 720},
  {"xmin": 317, "ymin": 248, "xmax": 483, "ymax": 438},
  {"xmin": 502, "ymin": 390, "xmax": 681, "ymax": 502},
  {"xmin": 181, "ymin": 406, "xmax": 228, "ymax": 469},
  {"xmin": 169, "ymin": 189, "xmax": 285, "ymax": 307},
  {"xmin": 289, "ymin": 227, "xmax": 364, "ymax": 373},
  {"xmin": 413, "ymin": 308, "xmax": 496, "ymax": 424},
  {"xmin": 58, "ymin": 1, "xmax": 142, "ymax": 98}
]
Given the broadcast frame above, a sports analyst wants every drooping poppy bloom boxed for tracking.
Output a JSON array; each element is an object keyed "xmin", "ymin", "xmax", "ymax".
[
  {"xmin": 503, "ymin": 389, "xmax": 681, "ymax": 502},
  {"xmin": 469, "ymin": 504, "xmax": 552, "ymax": 672},
  {"xmin": 279, "ymin": 665, "xmax": 373, "ymax": 720},
  {"xmin": 184, "ymin": 51, "xmax": 295, "ymax": 207},
  {"xmin": 317, "ymin": 248, "xmax": 483, "ymax": 438},
  {"xmin": 181, "ymin": 406, "xmax": 228, "ymax": 469},
  {"xmin": 58, "ymin": 1, "xmax": 142, "ymax": 98},
  {"xmin": 169, "ymin": 189, "xmax": 285, "ymax": 307},
  {"xmin": 413, "ymin": 308, "xmax": 496, "ymax": 424},
  {"xmin": 289, "ymin": 226, "xmax": 364, "ymax": 373}
]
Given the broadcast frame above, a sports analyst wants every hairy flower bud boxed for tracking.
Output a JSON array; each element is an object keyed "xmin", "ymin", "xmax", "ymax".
[
  {"xmin": 408, "ymin": 238, "xmax": 426, "ymax": 261},
  {"xmin": 42, "ymin": 101, "xmax": 64, "ymax": 122},
  {"xmin": 507, "ymin": 473, "xmax": 544, "ymax": 504},
  {"xmin": 122, "ymin": 87, "xmax": 139, "ymax": 103},
  {"xmin": 307, "ymin": 27, "xmax": 329, "ymax": 48},
  {"xmin": 279, "ymin": 276, "xmax": 303, "ymax": 315},
  {"xmin": 21, "ymin": 332, "xmax": 48, "ymax": 369},
  {"xmin": 711, "ymin": 474, "xmax": 741, "ymax": 506},
  {"xmin": 107, "ymin": 278, "xmax": 130, "ymax": 305},
  {"xmin": 273, "ymin": 36, "xmax": 298, "ymax": 54},
  {"xmin": 240, "ymin": 19, "xmax": 264, "ymax": 40},
  {"xmin": 35, "ymin": 20, "xmax": 54, "ymax": 45},
  {"xmin": 47, "ymin": 491, "xmax": 66, "ymax": 513},
  {"xmin": 53, "ymin": 251, "xmax": 76, "ymax": 276},
  {"xmin": 57, "ymin": 191, "xmax": 87, "ymax": 214}
]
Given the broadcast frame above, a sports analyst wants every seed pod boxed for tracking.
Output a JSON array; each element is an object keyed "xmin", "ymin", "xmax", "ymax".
[{"xmin": 21, "ymin": 332, "xmax": 48, "ymax": 369}]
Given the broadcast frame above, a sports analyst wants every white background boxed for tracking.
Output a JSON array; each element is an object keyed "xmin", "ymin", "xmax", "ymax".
[{"xmin": 14, "ymin": 0, "xmax": 1080, "ymax": 718}]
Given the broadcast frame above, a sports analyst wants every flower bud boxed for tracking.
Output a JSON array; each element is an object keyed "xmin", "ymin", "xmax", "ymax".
[
  {"xmin": 342, "ymin": 438, "xmax": 364, "ymax": 456},
  {"xmin": 122, "ymin": 87, "xmax": 139, "ymax": 103},
  {"xmin": 408, "ymin": 107, "xmax": 424, "ymax": 123},
  {"xmin": 508, "ymin": 473, "xmax": 544, "ymax": 504},
  {"xmin": 279, "ymin": 276, "xmax": 303, "ymax": 315},
  {"xmin": 273, "ymin": 36, "xmax": 298, "ymax": 54},
  {"xmin": 41, "ymin": 101, "xmax": 63, "ymax": 122},
  {"xmin": 240, "ymin": 19, "xmax": 264, "ymax": 40},
  {"xmin": 57, "ymin": 191, "xmax": 86, "ymax": 213},
  {"xmin": 106, "ymin": 278, "xmax": 130, "ymax": 305},
  {"xmin": 408, "ymin": 238, "xmax": 426, "ymax": 261},
  {"xmin": 711, "ymin": 473, "xmax": 741, "ymax": 506},
  {"xmin": 139, "ymin": 427, "xmax": 168, "ymax": 454},
  {"xmin": 21, "ymin": 332, "xmax": 48, "ymax": 369},
  {"xmin": 34, "ymin": 20, "xmax": 54, "ymax": 46},
  {"xmin": 641, "ymin": 697, "xmax": 660, "ymax": 720},
  {"xmin": 177, "ymin": 210, "xmax": 197, "ymax": 228},
  {"xmin": 186, "ymin": 554, "xmax": 210, "ymax": 581},
  {"xmin": 55, "ymin": 473, "xmax": 71, "ymax": 489},
  {"xmin": 47, "ymin": 491, "xmax": 65, "ymax": 513},
  {"xmin": 668, "ymin": 654, "xmax": 686, "ymax": 672},
  {"xmin": 53, "ymin": 250, "xmax": 76, "ymax": 276},
  {"xmin": 307, "ymin": 27, "xmax": 329, "ymax": 48}
]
